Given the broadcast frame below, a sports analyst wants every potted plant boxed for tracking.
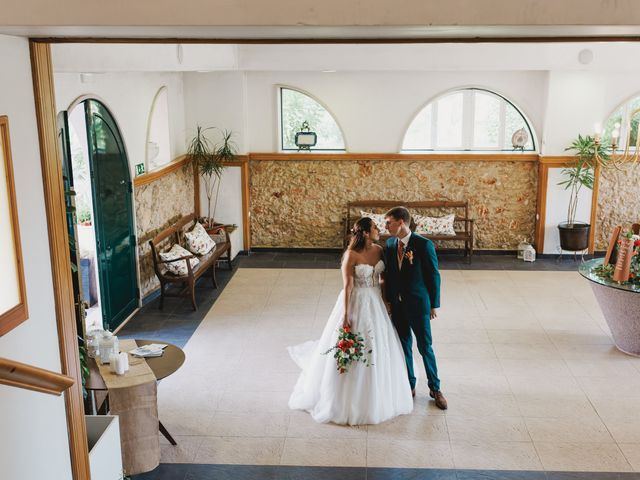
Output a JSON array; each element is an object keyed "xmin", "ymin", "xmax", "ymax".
[
  {"xmin": 186, "ymin": 126, "xmax": 237, "ymax": 231},
  {"xmin": 558, "ymin": 134, "xmax": 610, "ymax": 251}
]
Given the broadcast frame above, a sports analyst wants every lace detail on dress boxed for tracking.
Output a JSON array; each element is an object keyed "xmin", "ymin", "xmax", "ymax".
[{"xmin": 354, "ymin": 260, "xmax": 385, "ymax": 288}]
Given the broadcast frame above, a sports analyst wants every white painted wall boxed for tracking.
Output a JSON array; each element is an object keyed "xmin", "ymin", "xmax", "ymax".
[
  {"xmin": 53, "ymin": 71, "xmax": 187, "ymax": 178},
  {"xmin": 184, "ymin": 71, "xmax": 248, "ymax": 254},
  {"xmin": 245, "ymin": 70, "xmax": 547, "ymax": 153},
  {"xmin": 0, "ymin": 34, "xmax": 73, "ymax": 480},
  {"xmin": 544, "ymin": 168, "xmax": 594, "ymax": 254}
]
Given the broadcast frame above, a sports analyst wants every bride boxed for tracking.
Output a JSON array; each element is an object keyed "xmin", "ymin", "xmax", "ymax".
[{"xmin": 288, "ymin": 217, "xmax": 413, "ymax": 425}]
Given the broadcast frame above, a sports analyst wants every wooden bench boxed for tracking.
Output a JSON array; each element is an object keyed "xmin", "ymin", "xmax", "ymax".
[
  {"xmin": 149, "ymin": 214, "xmax": 232, "ymax": 311},
  {"xmin": 344, "ymin": 200, "xmax": 475, "ymax": 261}
]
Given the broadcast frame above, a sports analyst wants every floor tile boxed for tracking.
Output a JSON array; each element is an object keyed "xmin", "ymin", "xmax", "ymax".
[
  {"xmin": 618, "ymin": 444, "xmax": 640, "ymax": 471},
  {"xmin": 208, "ymin": 413, "xmax": 289, "ymax": 437},
  {"xmin": 286, "ymin": 414, "xmax": 367, "ymax": 439},
  {"xmin": 446, "ymin": 416, "xmax": 531, "ymax": 443},
  {"xmin": 451, "ymin": 441, "xmax": 543, "ymax": 470},
  {"xmin": 366, "ymin": 439, "xmax": 454, "ymax": 468},
  {"xmin": 194, "ymin": 436, "xmax": 285, "ymax": 465},
  {"xmin": 535, "ymin": 442, "xmax": 633, "ymax": 472},
  {"xmin": 280, "ymin": 438, "xmax": 367, "ymax": 467},
  {"xmin": 367, "ymin": 414, "xmax": 448, "ymax": 441},
  {"xmin": 525, "ymin": 416, "xmax": 614, "ymax": 443}
]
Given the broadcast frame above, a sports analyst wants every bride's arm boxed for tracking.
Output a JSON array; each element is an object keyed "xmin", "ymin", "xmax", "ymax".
[
  {"xmin": 376, "ymin": 246, "xmax": 391, "ymax": 312},
  {"xmin": 341, "ymin": 250, "xmax": 355, "ymax": 329}
]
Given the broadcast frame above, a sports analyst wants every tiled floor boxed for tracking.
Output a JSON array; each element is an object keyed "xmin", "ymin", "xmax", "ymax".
[{"xmin": 129, "ymin": 263, "xmax": 640, "ymax": 478}]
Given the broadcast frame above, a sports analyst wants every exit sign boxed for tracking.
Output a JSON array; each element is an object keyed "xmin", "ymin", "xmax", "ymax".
[{"xmin": 135, "ymin": 163, "xmax": 145, "ymax": 176}]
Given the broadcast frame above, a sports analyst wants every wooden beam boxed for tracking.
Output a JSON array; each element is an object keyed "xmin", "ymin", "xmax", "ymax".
[
  {"xmin": 31, "ymin": 36, "xmax": 640, "ymax": 45},
  {"xmin": 0, "ymin": 357, "xmax": 74, "ymax": 396},
  {"xmin": 249, "ymin": 152, "xmax": 539, "ymax": 162},
  {"xmin": 30, "ymin": 41, "xmax": 91, "ymax": 480},
  {"xmin": 133, "ymin": 154, "xmax": 188, "ymax": 187}
]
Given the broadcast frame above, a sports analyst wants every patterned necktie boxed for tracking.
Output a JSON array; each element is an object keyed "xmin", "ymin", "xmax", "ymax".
[{"xmin": 397, "ymin": 240, "xmax": 404, "ymax": 266}]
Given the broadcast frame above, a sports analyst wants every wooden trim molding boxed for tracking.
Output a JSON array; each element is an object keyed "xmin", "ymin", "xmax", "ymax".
[
  {"xmin": 534, "ymin": 161, "xmax": 549, "ymax": 253},
  {"xmin": 588, "ymin": 164, "xmax": 601, "ymax": 254},
  {"xmin": 0, "ymin": 116, "xmax": 29, "ymax": 336},
  {"xmin": 538, "ymin": 155, "xmax": 573, "ymax": 165},
  {"xmin": 249, "ymin": 152, "xmax": 539, "ymax": 162},
  {"xmin": 30, "ymin": 41, "xmax": 91, "ymax": 480},
  {"xmin": 0, "ymin": 357, "xmax": 74, "ymax": 396},
  {"xmin": 241, "ymin": 160, "xmax": 251, "ymax": 250},
  {"xmin": 133, "ymin": 154, "xmax": 188, "ymax": 187}
]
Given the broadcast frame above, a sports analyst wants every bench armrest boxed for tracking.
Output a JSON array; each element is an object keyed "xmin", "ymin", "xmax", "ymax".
[
  {"xmin": 209, "ymin": 224, "xmax": 232, "ymax": 244},
  {"xmin": 158, "ymin": 254, "xmax": 197, "ymax": 275}
]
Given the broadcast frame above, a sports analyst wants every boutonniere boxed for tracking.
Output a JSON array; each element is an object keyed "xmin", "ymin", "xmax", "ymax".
[{"xmin": 404, "ymin": 249, "xmax": 414, "ymax": 265}]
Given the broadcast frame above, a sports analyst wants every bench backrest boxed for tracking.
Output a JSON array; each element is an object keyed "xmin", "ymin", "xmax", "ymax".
[
  {"xmin": 148, "ymin": 214, "xmax": 197, "ymax": 272},
  {"xmin": 347, "ymin": 200, "xmax": 469, "ymax": 221}
]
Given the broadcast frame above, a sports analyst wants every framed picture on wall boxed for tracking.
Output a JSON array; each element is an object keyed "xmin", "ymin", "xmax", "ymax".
[{"xmin": 0, "ymin": 116, "xmax": 28, "ymax": 336}]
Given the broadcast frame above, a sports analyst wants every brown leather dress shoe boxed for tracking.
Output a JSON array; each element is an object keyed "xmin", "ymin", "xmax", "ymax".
[
  {"xmin": 429, "ymin": 390, "xmax": 448, "ymax": 410},
  {"xmin": 411, "ymin": 388, "xmax": 416, "ymax": 398}
]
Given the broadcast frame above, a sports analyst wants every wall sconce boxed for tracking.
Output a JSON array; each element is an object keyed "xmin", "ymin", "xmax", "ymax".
[{"xmin": 295, "ymin": 121, "xmax": 317, "ymax": 151}]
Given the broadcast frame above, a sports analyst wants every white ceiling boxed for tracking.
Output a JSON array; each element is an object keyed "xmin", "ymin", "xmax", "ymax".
[{"xmin": 51, "ymin": 42, "xmax": 640, "ymax": 73}]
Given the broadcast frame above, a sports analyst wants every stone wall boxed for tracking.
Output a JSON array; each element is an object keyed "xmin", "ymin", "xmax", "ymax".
[
  {"xmin": 134, "ymin": 164, "xmax": 195, "ymax": 296},
  {"xmin": 250, "ymin": 160, "xmax": 537, "ymax": 249},
  {"xmin": 596, "ymin": 162, "xmax": 640, "ymax": 249}
]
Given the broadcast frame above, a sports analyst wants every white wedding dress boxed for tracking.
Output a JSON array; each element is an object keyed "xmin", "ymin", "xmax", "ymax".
[{"xmin": 288, "ymin": 260, "xmax": 413, "ymax": 425}]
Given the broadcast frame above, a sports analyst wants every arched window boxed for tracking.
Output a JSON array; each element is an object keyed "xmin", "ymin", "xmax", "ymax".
[
  {"xmin": 402, "ymin": 88, "xmax": 536, "ymax": 152},
  {"xmin": 146, "ymin": 86, "xmax": 172, "ymax": 170},
  {"xmin": 603, "ymin": 94, "xmax": 640, "ymax": 150},
  {"xmin": 279, "ymin": 87, "xmax": 346, "ymax": 151}
]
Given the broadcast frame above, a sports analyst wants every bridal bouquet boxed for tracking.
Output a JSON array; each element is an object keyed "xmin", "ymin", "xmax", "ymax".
[{"xmin": 323, "ymin": 326, "xmax": 373, "ymax": 374}]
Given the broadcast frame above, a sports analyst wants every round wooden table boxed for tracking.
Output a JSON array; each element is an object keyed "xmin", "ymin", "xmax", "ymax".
[{"xmin": 87, "ymin": 339, "xmax": 185, "ymax": 391}]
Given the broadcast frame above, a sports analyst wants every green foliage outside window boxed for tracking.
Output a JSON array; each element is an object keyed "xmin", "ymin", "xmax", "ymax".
[{"xmin": 280, "ymin": 88, "xmax": 345, "ymax": 151}]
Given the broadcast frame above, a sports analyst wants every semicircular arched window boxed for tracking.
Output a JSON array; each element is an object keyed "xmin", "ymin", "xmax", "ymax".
[
  {"xmin": 280, "ymin": 87, "xmax": 346, "ymax": 151},
  {"xmin": 603, "ymin": 94, "xmax": 640, "ymax": 150},
  {"xmin": 402, "ymin": 88, "xmax": 536, "ymax": 153}
]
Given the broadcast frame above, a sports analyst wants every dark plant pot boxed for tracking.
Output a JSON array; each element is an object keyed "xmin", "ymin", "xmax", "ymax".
[{"xmin": 558, "ymin": 222, "xmax": 590, "ymax": 251}]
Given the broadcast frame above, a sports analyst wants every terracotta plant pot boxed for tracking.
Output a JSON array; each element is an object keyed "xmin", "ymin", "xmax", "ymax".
[{"xmin": 558, "ymin": 222, "xmax": 590, "ymax": 251}]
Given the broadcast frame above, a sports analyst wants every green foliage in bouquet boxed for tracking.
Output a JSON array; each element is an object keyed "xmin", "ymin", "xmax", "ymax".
[{"xmin": 323, "ymin": 326, "xmax": 373, "ymax": 374}]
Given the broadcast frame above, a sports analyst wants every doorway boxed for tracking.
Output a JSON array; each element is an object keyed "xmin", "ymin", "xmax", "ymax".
[{"xmin": 60, "ymin": 98, "xmax": 139, "ymax": 333}]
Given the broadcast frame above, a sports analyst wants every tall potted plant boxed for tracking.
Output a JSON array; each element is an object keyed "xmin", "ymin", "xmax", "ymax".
[
  {"xmin": 186, "ymin": 126, "xmax": 237, "ymax": 230},
  {"xmin": 558, "ymin": 134, "xmax": 610, "ymax": 251}
]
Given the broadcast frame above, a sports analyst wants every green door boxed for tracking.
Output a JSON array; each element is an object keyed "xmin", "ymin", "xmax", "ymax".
[
  {"xmin": 58, "ymin": 110, "xmax": 87, "ymax": 338},
  {"xmin": 84, "ymin": 99, "xmax": 138, "ymax": 330}
]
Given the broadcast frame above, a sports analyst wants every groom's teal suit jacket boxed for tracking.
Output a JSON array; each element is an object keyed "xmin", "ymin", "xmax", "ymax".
[
  {"xmin": 385, "ymin": 233, "xmax": 441, "ymax": 312},
  {"xmin": 385, "ymin": 232, "xmax": 442, "ymax": 391}
]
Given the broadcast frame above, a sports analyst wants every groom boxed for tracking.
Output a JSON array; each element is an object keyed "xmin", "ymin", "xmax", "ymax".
[{"xmin": 384, "ymin": 206, "xmax": 447, "ymax": 410}]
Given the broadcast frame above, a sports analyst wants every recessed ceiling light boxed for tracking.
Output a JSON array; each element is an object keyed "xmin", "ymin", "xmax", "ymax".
[{"xmin": 321, "ymin": 70, "xmax": 337, "ymax": 73}]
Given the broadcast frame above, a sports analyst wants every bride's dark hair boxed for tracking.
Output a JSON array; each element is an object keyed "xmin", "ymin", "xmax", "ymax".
[{"xmin": 347, "ymin": 217, "xmax": 374, "ymax": 252}]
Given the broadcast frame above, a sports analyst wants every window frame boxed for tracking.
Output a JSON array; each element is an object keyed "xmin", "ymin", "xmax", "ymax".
[
  {"xmin": 401, "ymin": 87, "xmax": 537, "ymax": 153},
  {"xmin": 603, "ymin": 93, "xmax": 640, "ymax": 152},
  {"xmin": 278, "ymin": 86, "xmax": 347, "ymax": 152}
]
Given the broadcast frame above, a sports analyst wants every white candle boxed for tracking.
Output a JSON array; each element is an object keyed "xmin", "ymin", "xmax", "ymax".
[
  {"xmin": 109, "ymin": 353, "xmax": 119, "ymax": 373},
  {"xmin": 115, "ymin": 354, "xmax": 126, "ymax": 375},
  {"xmin": 119, "ymin": 352, "xmax": 129, "ymax": 372}
]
